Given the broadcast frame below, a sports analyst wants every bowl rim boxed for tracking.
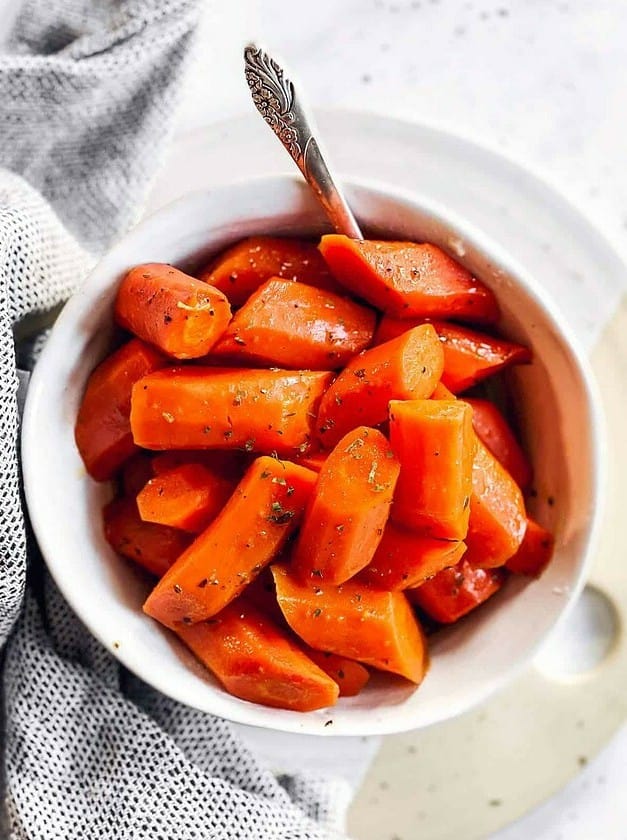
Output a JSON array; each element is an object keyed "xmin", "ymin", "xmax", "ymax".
[{"xmin": 21, "ymin": 173, "xmax": 606, "ymax": 736}]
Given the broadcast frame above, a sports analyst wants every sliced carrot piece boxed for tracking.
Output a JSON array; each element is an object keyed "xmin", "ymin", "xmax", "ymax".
[
  {"xmin": 103, "ymin": 497, "xmax": 192, "ymax": 578},
  {"xmin": 465, "ymin": 439, "xmax": 527, "ymax": 568},
  {"xmin": 294, "ymin": 451, "xmax": 328, "ymax": 472},
  {"xmin": 175, "ymin": 598, "xmax": 339, "ymax": 711},
  {"xmin": 359, "ymin": 523, "xmax": 467, "ymax": 590},
  {"xmin": 390, "ymin": 399, "xmax": 474, "ymax": 540},
  {"xmin": 150, "ymin": 450, "xmax": 247, "ymax": 483},
  {"xmin": 272, "ymin": 564, "xmax": 428, "ymax": 683},
  {"xmin": 131, "ymin": 367, "xmax": 333, "ymax": 457},
  {"xmin": 143, "ymin": 457, "xmax": 316, "ymax": 629},
  {"xmin": 291, "ymin": 426, "xmax": 400, "ymax": 585},
  {"xmin": 316, "ymin": 324, "xmax": 444, "ymax": 448},
  {"xmin": 305, "ymin": 649, "xmax": 370, "ymax": 697},
  {"xmin": 121, "ymin": 452, "xmax": 154, "ymax": 497},
  {"xmin": 211, "ymin": 278, "xmax": 376, "ymax": 370},
  {"xmin": 506, "ymin": 517, "xmax": 554, "ymax": 577},
  {"xmin": 465, "ymin": 398, "xmax": 533, "ymax": 490},
  {"xmin": 408, "ymin": 559, "xmax": 505, "ymax": 623},
  {"xmin": 75, "ymin": 338, "xmax": 166, "ymax": 481},
  {"xmin": 200, "ymin": 236, "xmax": 341, "ymax": 306},
  {"xmin": 319, "ymin": 235, "xmax": 499, "ymax": 322},
  {"xmin": 431, "ymin": 381, "xmax": 457, "ymax": 400}
]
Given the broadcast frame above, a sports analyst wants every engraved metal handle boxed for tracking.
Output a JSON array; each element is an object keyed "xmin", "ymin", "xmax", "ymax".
[{"xmin": 244, "ymin": 44, "xmax": 363, "ymax": 239}]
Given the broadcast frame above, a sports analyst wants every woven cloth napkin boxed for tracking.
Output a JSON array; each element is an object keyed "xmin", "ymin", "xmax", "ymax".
[{"xmin": 0, "ymin": 2, "xmax": 349, "ymax": 837}]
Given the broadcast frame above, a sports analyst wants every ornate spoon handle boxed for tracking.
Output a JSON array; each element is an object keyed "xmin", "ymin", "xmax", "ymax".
[{"xmin": 244, "ymin": 44, "xmax": 363, "ymax": 239}]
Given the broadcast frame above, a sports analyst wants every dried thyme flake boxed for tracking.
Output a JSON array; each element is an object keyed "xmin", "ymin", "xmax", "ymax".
[
  {"xmin": 232, "ymin": 335, "xmax": 246, "ymax": 345},
  {"xmin": 367, "ymin": 460, "xmax": 378, "ymax": 484},
  {"xmin": 312, "ymin": 608, "xmax": 322, "ymax": 618}
]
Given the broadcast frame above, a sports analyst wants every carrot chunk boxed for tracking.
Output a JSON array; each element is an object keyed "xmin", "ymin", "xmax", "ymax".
[
  {"xmin": 200, "ymin": 236, "xmax": 341, "ymax": 306},
  {"xmin": 390, "ymin": 399, "xmax": 474, "ymax": 540},
  {"xmin": 115, "ymin": 263, "xmax": 231, "ymax": 359},
  {"xmin": 143, "ymin": 457, "xmax": 316, "ymax": 629},
  {"xmin": 175, "ymin": 599, "xmax": 339, "ymax": 711},
  {"xmin": 305, "ymin": 649, "xmax": 370, "ymax": 697},
  {"xmin": 294, "ymin": 451, "xmax": 328, "ymax": 472},
  {"xmin": 75, "ymin": 338, "xmax": 165, "ymax": 481},
  {"xmin": 316, "ymin": 324, "xmax": 444, "ymax": 448},
  {"xmin": 319, "ymin": 235, "xmax": 499, "ymax": 322},
  {"xmin": 272, "ymin": 564, "xmax": 428, "ymax": 683},
  {"xmin": 103, "ymin": 497, "xmax": 192, "ymax": 578},
  {"xmin": 408, "ymin": 559, "xmax": 505, "ymax": 623},
  {"xmin": 130, "ymin": 367, "xmax": 333, "ymax": 456},
  {"xmin": 120, "ymin": 452, "xmax": 154, "ymax": 497},
  {"xmin": 506, "ymin": 517, "xmax": 555, "ymax": 577},
  {"xmin": 466, "ymin": 398, "xmax": 533, "ymax": 490},
  {"xmin": 291, "ymin": 427, "xmax": 400, "ymax": 585},
  {"xmin": 359, "ymin": 523, "xmax": 467, "ymax": 590},
  {"xmin": 150, "ymin": 450, "xmax": 247, "ymax": 483}
]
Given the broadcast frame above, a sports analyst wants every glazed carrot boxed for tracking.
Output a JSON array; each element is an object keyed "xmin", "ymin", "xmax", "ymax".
[
  {"xmin": 408, "ymin": 559, "xmax": 505, "ymax": 623},
  {"xmin": 291, "ymin": 427, "xmax": 400, "ymax": 585},
  {"xmin": 211, "ymin": 279, "xmax": 376, "ymax": 370},
  {"xmin": 143, "ymin": 457, "xmax": 316, "ymax": 629},
  {"xmin": 115, "ymin": 263, "xmax": 232, "ymax": 359},
  {"xmin": 150, "ymin": 450, "xmax": 247, "ymax": 483},
  {"xmin": 121, "ymin": 452, "xmax": 154, "ymax": 497},
  {"xmin": 359, "ymin": 523, "xmax": 467, "ymax": 590},
  {"xmin": 272, "ymin": 564, "xmax": 428, "ymax": 683},
  {"xmin": 390, "ymin": 400, "xmax": 474, "ymax": 540},
  {"xmin": 465, "ymin": 398, "xmax": 533, "ymax": 490},
  {"xmin": 199, "ymin": 236, "xmax": 340, "ymax": 306},
  {"xmin": 136, "ymin": 463, "xmax": 235, "ymax": 533},
  {"xmin": 305, "ymin": 649, "xmax": 370, "ymax": 697},
  {"xmin": 506, "ymin": 517, "xmax": 554, "ymax": 577},
  {"xmin": 294, "ymin": 451, "xmax": 328, "ymax": 472},
  {"xmin": 75, "ymin": 338, "xmax": 165, "ymax": 481},
  {"xmin": 431, "ymin": 381, "xmax": 456, "ymax": 400},
  {"xmin": 103, "ymin": 497, "xmax": 192, "ymax": 578},
  {"xmin": 319, "ymin": 235, "xmax": 499, "ymax": 322},
  {"xmin": 374, "ymin": 317, "xmax": 531, "ymax": 393},
  {"xmin": 175, "ymin": 598, "xmax": 339, "ymax": 711},
  {"xmin": 316, "ymin": 324, "xmax": 444, "ymax": 448},
  {"xmin": 465, "ymin": 439, "xmax": 527, "ymax": 568},
  {"xmin": 131, "ymin": 368, "xmax": 333, "ymax": 457}
]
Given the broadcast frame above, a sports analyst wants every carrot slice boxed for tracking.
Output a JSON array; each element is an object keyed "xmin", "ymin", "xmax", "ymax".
[
  {"xmin": 143, "ymin": 457, "xmax": 316, "ymax": 629},
  {"xmin": 121, "ymin": 452, "xmax": 154, "ymax": 497},
  {"xmin": 506, "ymin": 517, "xmax": 554, "ymax": 577},
  {"xmin": 75, "ymin": 338, "xmax": 166, "ymax": 481},
  {"xmin": 431, "ymin": 382, "xmax": 457, "ymax": 400},
  {"xmin": 465, "ymin": 398, "xmax": 533, "ymax": 490},
  {"xmin": 390, "ymin": 399, "xmax": 474, "ymax": 540},
  {"xmin": 136, "ymin": 463, "xmax": 235, "ymax": 533},
  {"xmin": 272, "ymin": 564, "xmax": 428, "ymax": 683},
  {"xmin": 319, "ymin": 235, "xmax": 499, "ymax": 322},
  {"xmin": 359, "ymin": 523, "xmax": 467, "ymax": 590},
  {"xmin": 294, "ymin": 451, "xmax": 328, "ymax": 472},
  {"xmin": 465, "ymin": 439, "xmax": 527, "ymax": 568},
  {"xmin": 174, "ymin": 598, "xmax": 339, "ymax": 711},
  {"xmin": 316, "ymin": 324, "xmax": 444, "ymax": 448},
  {"xmin": 103, "ymin": 497, "xmax": 192, "ymax": 578},
  {"xmin": 150, "ymin": 450, "xmax": 247, "ymax": 483},
  {"xmin": 305, "ymin": 649, "xmax": 370, "ymax": 697},
  {"xmin": 408, "ymin": 559, "xmax": 505, "ymax": 623},
  {"xmin": 211, "ymin": 278, "xmax": 376, "ymax": 370},
  {"xmin": 131, "ymin": 367, "xmax": 333, "ymax": 456},
  {"xmin": 291, "ymin": 426, "xmax": 400, "ymax": 585},
  {"xmin": 200, "ymin": 236, "xmax": 341, "ymax": 306},
  {"xmin": 115, "ymin": 263, "xmax": 231, "ymax": 359}
]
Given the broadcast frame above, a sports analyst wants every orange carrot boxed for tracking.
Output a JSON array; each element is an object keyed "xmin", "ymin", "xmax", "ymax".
[
  {"xmin": 143, "ymin": 457, "xmax": 317, "ymax": 629},
  {"xmin": 121, "ymin": 452, "xmax": 154, "ymax": 497},
  {"xmin": 272, "ymin": 564, "xmax": 428, "ymax": 683},
  {"xmin": 103, "ymin": 497, "xmax": 192, "ymax": 578},
  {"xmin": 115, "ymin": 263, "xmax": 231, "ymax": 359},
  {"xmin": 374, "ymin": 317, "xmax": 531, "ymax": 393},
  {"xmin": 465, "ymin": 439, "xmax": 527, "ymax": 568},
  {"xmin": 431, "ymin": 382, "xmax": 456, "ymax": 400},
  {"xmin": 175, "ymin": 598, "xmax": 339, "ymax": 711},
  {"xmin": 199, "ymin": 236, "xmax": 341, "ymax": 306},
  {"xmin": 294, "ymin": 451, "xmax": 328, "ymax": 472},
  {"xmin": 136, "ymin": 463, "xmax": 235, "ymax": 533},
  {"xmin": 305, "ymin": 649, "xmax": 370, "ymax": 697},
  {"xmin": 130, "ymin": 367, "xmax": 333, "ymax": 457},
  {"xmin": 319, "ymin": 235, "xmax": 499, "ymax": 322},
  {"xmin": 465, "ymin": 398, "xmax": 533, "ymax": 490},
  {"xmin": 506, "ymin": 517, "xmax": 554, "ymax": 577},
  {"xmin": 358, "ymin": 523, "xmax": 467, "ymax": 590},
  {"xmin": 75, "ymin": 338, "xmax": 165, "ymax": 481},
  {"xmin": 315, "ymin": 324, "xmax": 443, "ymax": 448},
  {"xmin": 150, "ymin": 450, "xmax": 247, "ymax": 483},
  {"xmin": 291, "ymin": 427, "xmax": 400, "ymax": 585},
  {"xmin": 408, "ymin": 558, "xmax": 505, "ymax": 623},
  {"xmin": 389, "ymin": 399, "xmax": 474, "ymax": 539},
  {"xmin": 211, "ymin": 278, "xmax": 376, "ymax": 369}
]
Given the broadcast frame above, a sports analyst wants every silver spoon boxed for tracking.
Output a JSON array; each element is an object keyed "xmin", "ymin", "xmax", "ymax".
[{"xmin": 244, "ymin": 44, "xmax": 363, "ymax": 239}]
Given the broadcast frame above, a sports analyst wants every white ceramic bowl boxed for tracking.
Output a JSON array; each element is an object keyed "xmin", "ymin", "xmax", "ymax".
[{"xmin": 21, "ymin": 175, "xmax": 603, "ymax": 736}]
